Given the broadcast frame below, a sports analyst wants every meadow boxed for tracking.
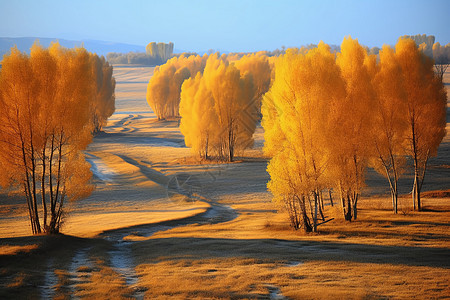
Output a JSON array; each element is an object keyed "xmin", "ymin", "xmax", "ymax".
[{"xmin": 0, "ymin": 65, "xmax": 449, "ymax": 299}]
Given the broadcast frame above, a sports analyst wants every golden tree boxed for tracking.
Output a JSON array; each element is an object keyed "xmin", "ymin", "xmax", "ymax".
[
  {"xmin": 263, "ymin": 43, "xmax": 346, "ymax": 231},
  {"xmin": 0, "ymin": 42, "xmax": 101, "ymax": 234},
  {"xmin": 370, "ymin": 45, "xmax": 409, "ymax": 214},
  {"xmin": 179, "ymin": 73, "xmax": 217, "ymax": 159},
  {"xmin": 331, "ymin": 36, "xmax": 376, "ymax": 220},
  {"xmin": 395, "ymin": 38, "xmax": 447, "ymax": 211}
]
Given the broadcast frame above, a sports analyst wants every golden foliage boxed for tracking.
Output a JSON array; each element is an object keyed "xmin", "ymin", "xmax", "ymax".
[
  {"xmin": 395, "ymin": 37, "xmax": 447, "ymax": 210},
  {"xmin": 0, "ymin": 41, "xmax": 113, "ymax": 234},
  {"xmin": 263, "ymin": 43, "xmax": 346, "ymax": 230},
  {"xmin": 262, "ymin": 36, "xmax": 447, "ymax": 229},
  {"xmin": 147, "ymin": 52, "xmax": 272, "ymax": 127},
  {"xmin": 146, "ymin": 54, "xmax": 208, "ymax": 120},
  {"xmin": 89, "ymin": 55, "xmax": 115, "ymax": 133}
]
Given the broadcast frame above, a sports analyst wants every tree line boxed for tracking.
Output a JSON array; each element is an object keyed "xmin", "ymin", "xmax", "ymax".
[
  {"xmin": 262, "ymin": 37, "xmax": 446, "ymax": 232},
  {"xmin": 0, "ymin": 42, "xmax": 115, "ymax": 234}
]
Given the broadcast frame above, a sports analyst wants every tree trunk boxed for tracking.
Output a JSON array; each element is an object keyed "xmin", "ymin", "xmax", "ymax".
[
  {"xmin": 345, "ymin": 194, "xmax": 352, "ymax": 221},
  {"xmin": 328, "ymin": 189, "xmax": 334, "ymax": 207},
  {"xmin": 301, "ymin": 195, "xmax": 312, "ymax": 233},
  {"xmin": 415, "ymin": 178, "xmax": 421, "ymax": 211},
  {"xmin": 352, "ymin": 193, "xmax": 358, "ymax": 220},
  {"xmin": 41, "ymin": 145, "xmax": 48, "ymax": 231},
  {"xmin": 313, "ymin": 192, "xmax": 318, "ymax": 232},
  {"xmin": 392, "ymin": 179, "xmax": 398, "ymax": 214}
]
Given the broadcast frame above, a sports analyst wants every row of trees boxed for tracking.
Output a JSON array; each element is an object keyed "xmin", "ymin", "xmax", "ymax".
[
  {"xmin": 179, "ymin": 54, "xmax": 271, "ymax": 161},
  {"xmin": 263, "ymin": 37, "xmax": 446, "ymax": 232},
  {"xmin": 106, "ymin": 51, "xmax": 159, "ymax": 65},
  {"xmin": 0, "ymin": 42, "xmax": 115, "ymax": 234}
]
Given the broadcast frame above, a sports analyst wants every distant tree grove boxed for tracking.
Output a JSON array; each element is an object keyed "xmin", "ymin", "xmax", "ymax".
[
  {"xmin": 262, "ymin": 36, "xmax": 446, "ymax": 232},
  {"xmin": 0, "ymin": 42, "xmax": 116, "ymax": 234},
  {"xmin": 146, "ymin": 42, "xmax": 174, "ymax": 62},
  {"xmin": 107, "ymin": 42, "xmax": 175, "ymax": 66}
]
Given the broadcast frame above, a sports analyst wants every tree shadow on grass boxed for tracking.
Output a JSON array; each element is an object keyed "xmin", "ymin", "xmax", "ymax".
[{"xmin": 136, "ymin": 236, "xmax": 450, "ymax": 269}]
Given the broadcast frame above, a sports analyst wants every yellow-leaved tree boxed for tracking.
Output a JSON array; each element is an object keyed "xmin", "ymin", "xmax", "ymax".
[
  {"xmin": 263, "ymin": 43, "xmax": 346, "ymax": 231},
  {"xmin": 329, "ymin": 36, "xmax": 376, "ymax": 221},
  {"xmin": 0, "ymin": 42, "xmax": 113, "ymax": 234},
  {"xmin": 179, "ymin": 54, "xmax": 256, "ymax": 161},
  {"xmin": 370, "ymin": 45, "xmax": 408, "ymax": 214},
  {"xmin": 395, "ymin": 38, "xmax": 447, "ymax": 211}
]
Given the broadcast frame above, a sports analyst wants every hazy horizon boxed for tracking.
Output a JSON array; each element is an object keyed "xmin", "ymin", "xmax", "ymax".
[{"xmin": 1, "ymin": 0, "xmax": 449, "ymax": 53}]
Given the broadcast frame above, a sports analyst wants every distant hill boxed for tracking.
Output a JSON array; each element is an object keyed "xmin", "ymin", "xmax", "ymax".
[{"xmin": 0, "ymin": 37, "xmax": 146, "ymax": 58}]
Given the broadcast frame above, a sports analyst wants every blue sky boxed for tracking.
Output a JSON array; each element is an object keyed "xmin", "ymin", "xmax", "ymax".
[{"xmin": 1, "ymin": 0, "xmax": 449, "ymax": 52}]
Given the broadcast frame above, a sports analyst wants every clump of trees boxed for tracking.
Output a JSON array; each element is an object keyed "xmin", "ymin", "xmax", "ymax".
[
  {"xmin": 146, "ymin": 42, "xmax": 174, "ymax": 62},
  {"xmin": 180, "ymin": 54, "xmax": 267, "ymax": 161},
  {"xmin": 90, "ymin": 55, "xmax": 116, "ymax": 133},
  {"xmin": 146, "ymin": 51, "xmax": 272, "ymax": 161},
  {"xmin": 0, "ymin": 42, "xmax": 116, "ymax": 234},
  {"xmin": 263, "ymin": 37, "xmax": 446, "ymax": 232},
  {"xmin": 147, "ymin": 52, "xmax": 272, "ymax": 122}
]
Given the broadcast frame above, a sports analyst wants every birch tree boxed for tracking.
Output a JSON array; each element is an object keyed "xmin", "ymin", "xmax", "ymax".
[
  {"xmin": 370, "ymin": 45, "xmax": 408, "ymax": 214},
  {"xmin": 395, "ymin": 38, "xmax": 447, "ymax": 211},
  {"xmin": 332, "ymin": 36, "xmax": 376, "ymax": 220}
]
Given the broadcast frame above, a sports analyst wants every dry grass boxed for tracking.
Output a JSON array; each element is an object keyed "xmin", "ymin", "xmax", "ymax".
[
  {"xmin": 135, "ymin": 258, "xmax": 450, "ymax": 299},
  {"xmin": 0, "ymin": 244, "xmax": 38, "ymax": 255},
  {"xmin": 129, "ymin": 195, "xmax": 450, "ymax": 299},
  {"xmin": 422, "ymin": 189, "xmax": 450, "ymax": 198}
]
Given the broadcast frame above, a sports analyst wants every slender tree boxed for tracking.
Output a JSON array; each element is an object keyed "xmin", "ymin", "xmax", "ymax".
[
  {"xmin": 369, "ymin": 45, "xmax": 410, "ymax": 213},
  {"xmin": 331, "ymin": 36, "xmax": 376, "ymax": 220},
  {"xmin": 395, "ymin": 38, "xmax": 447, "ymax": 211},
  {"xmin": 432, "ymin": 42, "xmax": 450, "ymax": 82}
]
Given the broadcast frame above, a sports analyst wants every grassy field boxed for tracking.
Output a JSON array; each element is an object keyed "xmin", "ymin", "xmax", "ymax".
[{"xmin": 0, "ymin": 66, "xmax": 449, "ymax": 299}]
